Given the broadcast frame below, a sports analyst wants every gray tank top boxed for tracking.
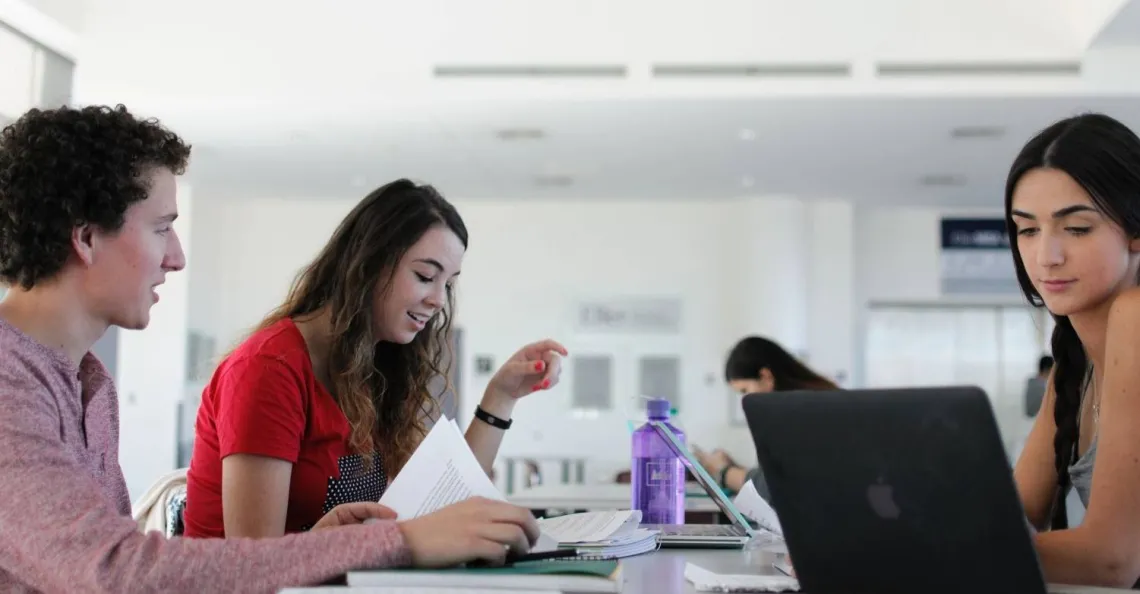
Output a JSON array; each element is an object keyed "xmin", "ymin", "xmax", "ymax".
[{"xmin": 1068, "ymin": 437, "xmax": 1096, "ymax": 508}]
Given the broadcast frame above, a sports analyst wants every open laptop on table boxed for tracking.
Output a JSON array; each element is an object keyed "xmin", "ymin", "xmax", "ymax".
[
  {"xmin": 741, "ymin": 386, "xmax": 1090, "ymax": 594},
  {"xmin": 638, "ymin": 421, "xmax": 762, "ymax": 549}
]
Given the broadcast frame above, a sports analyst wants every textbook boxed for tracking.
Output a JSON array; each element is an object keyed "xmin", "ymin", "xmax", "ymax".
[
  {"xmin": 538, "ymin": 510, "xmax": 659, "ymax": 560},
  {"xmin": 346, "ymin": 559, "xmax": 622, "ymax": 592}
]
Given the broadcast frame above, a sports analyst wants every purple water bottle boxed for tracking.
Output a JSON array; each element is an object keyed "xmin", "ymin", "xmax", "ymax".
[{"xmin": 631, "ymin": 398, "xmax": 686, "ymax": 525}]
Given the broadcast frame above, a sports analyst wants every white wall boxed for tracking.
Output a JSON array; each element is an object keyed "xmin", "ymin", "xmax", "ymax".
[
  {"xmin": 806, "ymin": 200, "xmax": 855, "ymax": 386},
  {"xmin": 851, "ymin": 204, "xmax": 1027, "ymax": 386},
  {"xmin": 0, "ymin": 0, "xmax": 79, "ymax": 60},
  {"xmin": 116, "ymin": 180, "xmax": 193, "ymax": 500},
  {"xmin": 854, "ymin": 204, "xmax": 1022, "ymax": 303}
]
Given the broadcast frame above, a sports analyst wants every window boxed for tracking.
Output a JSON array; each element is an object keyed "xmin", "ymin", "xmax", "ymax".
[
  {"xmin": 0, "ymin": 23, "xmax": 75, "ymax": 117},
  {"xmin": 0, "ymin": 25, "xmax": 36, "ymax": 118},
  {"xmin": 864, "ymin": 303, "xmax": 1047, "ymax": 456},
  {"xmin": 638, "ymin": 355, "xmax": 680, "ymax": 411},
  {"xmin": 571, "ymin": 355, "xmax": 614, "ymax": 411}
]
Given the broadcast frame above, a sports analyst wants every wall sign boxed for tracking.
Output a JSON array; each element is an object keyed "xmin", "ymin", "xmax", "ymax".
[
  {"xmin": 575, "ymin": 298, "xmax": 682, "ymax": 334},
  {"xmin": 475, "ymin": 355, "xmax": 495, "ymax": 375},
  {"xmin": 940, "ymin": 218, "xmax": 1019, "ymax": 295}
]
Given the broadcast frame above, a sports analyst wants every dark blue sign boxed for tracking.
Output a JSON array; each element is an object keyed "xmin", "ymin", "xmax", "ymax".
[{"xmin": 941, "ymin": 218, "xmax": 1009, "ymax": 250}]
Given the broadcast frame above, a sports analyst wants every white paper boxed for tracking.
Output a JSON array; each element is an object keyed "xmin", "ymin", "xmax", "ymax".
[
  {"xmin": 380, "ymin": 421, "xmax": 501, "ymax": 518},
  {"xmin": 378, "ymin": 420, "xmax": 559, "ymax": 552},
  {"xmin": 684, "ymin": 563, "xmax": 800, "ymax": 593},
  {"xmin": 537, "ymin": 510, "xmax": 640, "ymax": 543},
  {"xmin": 733, "ymin": 481, "xmax": 783, "ymax": 537}
]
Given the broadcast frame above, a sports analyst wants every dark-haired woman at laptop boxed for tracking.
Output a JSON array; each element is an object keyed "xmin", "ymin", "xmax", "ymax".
[
  {"xmin": 695, "ymin": 336, "xmax": 839, "ymax": 497},
  {"xmin": 1008, "ymin": 113, "xmax": 1140, "ymax": 589}
]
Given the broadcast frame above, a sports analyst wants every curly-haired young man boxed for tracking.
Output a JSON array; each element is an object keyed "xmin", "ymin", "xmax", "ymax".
[{"xmin": 0, "ymin": 105, "xmax": 541, "ymax": 593}]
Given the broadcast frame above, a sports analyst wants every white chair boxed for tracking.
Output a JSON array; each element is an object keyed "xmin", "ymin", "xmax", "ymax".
[{"xmin": 132, "ymin": 468, "xmax": 188, "ymax": 537}]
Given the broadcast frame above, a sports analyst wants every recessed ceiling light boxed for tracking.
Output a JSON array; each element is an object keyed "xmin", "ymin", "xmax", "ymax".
[
  {"xmin": 740, "ymin": 175, "xmax": 755, "ymax": 188},
  {"xmin": 286, "ymin": 130, "xmax": 312, "ymax": 142},
  {"xmin": 920, "ymin": 174, "xmax": 967, "ymax": 187},
  {"xmin": 950, "ymin": 126, "xmax": 1005, "ymax": 139},
  {"xmin": 738, "ymin": 128, "xmax": 756, "ymax": 141},
  {"xmin": 496, "ymin": 128, "xmax": 546, "ymax": 141}
]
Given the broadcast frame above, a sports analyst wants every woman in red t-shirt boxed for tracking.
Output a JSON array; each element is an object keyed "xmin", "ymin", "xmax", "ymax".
[{"xmin": 183, "ymin": 179, "xmax": 566, "ymax": 538}]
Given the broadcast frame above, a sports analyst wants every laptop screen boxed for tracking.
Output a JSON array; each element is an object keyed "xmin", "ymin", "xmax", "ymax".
[{"xmin": 648, "ymin": 421, "xmax": 756, "ymax": 533}]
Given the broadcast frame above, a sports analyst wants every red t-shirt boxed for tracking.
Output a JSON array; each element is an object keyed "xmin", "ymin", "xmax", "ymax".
[{"xmin": 183, "ymin": 318, "xmax": 388, "ymax": 538}]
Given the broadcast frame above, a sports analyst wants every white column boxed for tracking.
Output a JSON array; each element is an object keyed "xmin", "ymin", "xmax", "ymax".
[
  {"xmin": 716, "ymin": 195, "xmax": 810, "ymax": 463},
  {"xmin": 722, "ymin": 195, "xmax": 810, "ymax": 355},
  {"xmin": 115, "ymin": 178, "xmax": 193, "ymax": 501},
  {"xmin": 806, "ymin": 200, "xmax": 855, "ymax": 387}
]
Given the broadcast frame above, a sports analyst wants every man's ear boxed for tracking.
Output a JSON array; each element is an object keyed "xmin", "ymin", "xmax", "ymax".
[{"xmin": 71, "ymin": 224, "xmax": 96, "ymax": 266}]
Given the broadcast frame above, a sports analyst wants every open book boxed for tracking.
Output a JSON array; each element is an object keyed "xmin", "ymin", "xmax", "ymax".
[
  {"xmin": 538, "ymin": 510, "xmax": 658, "ymax": 559},
  {"xmin": 377, "ymin": 419, "xmax": 651, "ymax": 557}
]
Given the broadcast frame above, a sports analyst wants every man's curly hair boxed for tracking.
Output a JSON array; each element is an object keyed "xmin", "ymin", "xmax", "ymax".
[{"xmin": 0, "ymin": 104, "xmax": 191, "ymax": 289}]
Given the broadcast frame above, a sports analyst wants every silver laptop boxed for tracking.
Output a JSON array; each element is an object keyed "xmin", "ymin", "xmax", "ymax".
[{"xmin": 638, "ymin": 421, "xmax": 759, "ymax": 548}]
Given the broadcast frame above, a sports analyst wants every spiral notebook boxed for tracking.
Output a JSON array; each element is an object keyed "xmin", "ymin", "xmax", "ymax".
[{"xmin": 538, "ymin": 510, "xmax": 660, "ymax": 560}]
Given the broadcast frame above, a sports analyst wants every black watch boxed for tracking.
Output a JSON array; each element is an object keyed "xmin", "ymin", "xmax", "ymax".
[{"xmin": 474, "ymin": 405, "xmax": 513, "ymax": 430}]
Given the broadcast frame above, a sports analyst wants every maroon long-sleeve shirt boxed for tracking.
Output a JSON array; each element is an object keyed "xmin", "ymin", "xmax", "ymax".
[{"xmin": 0, "ymin": 318, "xmax": 412, "ymax": 593}]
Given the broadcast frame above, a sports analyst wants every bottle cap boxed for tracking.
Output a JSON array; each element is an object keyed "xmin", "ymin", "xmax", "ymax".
[{"xmin": 646, "ymin": 398, "xmax": 671, "ymax": 419}]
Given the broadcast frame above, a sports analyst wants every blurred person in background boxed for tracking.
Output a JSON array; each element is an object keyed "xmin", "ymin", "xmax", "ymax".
[{"xmin": 695, "ymin": 335, "xmax": 839, "ymax": 497}]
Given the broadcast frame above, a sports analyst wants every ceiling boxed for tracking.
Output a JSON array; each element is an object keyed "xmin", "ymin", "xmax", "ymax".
[
  {"xmin": 36, "ymin": 0, "xmax": 1140, "ymax": 205},
  {"xmin": 177, "ymin": 95, "xmax": 1140, "ymax": 206}
]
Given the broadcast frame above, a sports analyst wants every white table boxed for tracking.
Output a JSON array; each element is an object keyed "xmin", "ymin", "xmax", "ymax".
[
  {"xmin": 284, "ymin": 547, "xmax": 1134, "ymax": 593},
  {"xmin": 506, "ymin": 483, "xmax": 723, "ymax": 513}
]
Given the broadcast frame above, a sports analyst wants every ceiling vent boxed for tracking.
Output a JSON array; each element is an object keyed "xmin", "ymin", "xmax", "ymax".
[
  {"xmin": 496, "ymin": 128, "xmax": 546, "ymax": 141},
  {"xmin": 652, "ymin": 62, "xmax": 851, "ymax": 79},
  {"xmin": 920, "ymin": 174, "xmax": 967, "ymax": 187},
  {"xmin": 876, "ymin": 61, "xmax": 1081, "ymax": 78},
  {"xmin": 950, "ymin": 125, "xmax": 1006, "ymax": 139},
  {"xmin": 433, "ymin": 64, "xmax": 627, "ymax": 79},
  {"xmin": 534, "ymin": 174, "xmax": 574, "ymax": 187}
]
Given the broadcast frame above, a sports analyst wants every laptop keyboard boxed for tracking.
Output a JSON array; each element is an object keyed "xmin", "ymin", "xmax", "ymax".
[{"xmin": 655, "ymin": 524, "xmax": 745, "ymax": 537}]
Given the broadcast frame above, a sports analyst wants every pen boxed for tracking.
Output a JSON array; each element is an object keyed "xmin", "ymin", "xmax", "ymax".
[{"xmin": 466, "ymin": 548, "xmax": 580, "ymax": 568}]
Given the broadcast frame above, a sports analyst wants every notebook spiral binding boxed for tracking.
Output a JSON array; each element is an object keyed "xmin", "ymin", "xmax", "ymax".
[{"xmin": 549, "ymin": 537, "xmax": 663, "ymax": 561}]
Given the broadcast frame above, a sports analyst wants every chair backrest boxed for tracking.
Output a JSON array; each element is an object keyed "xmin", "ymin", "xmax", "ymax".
[
  {"xmin": 523, "ymin": 460, "xmax": 542, "ymax": 488},
  {"xmin": 164, "ymin": 489, "xmax": 187, "ymax": 537},
  {"xmin": 132, "ymin": 467, "xmax": 189, "ymax": 537}
]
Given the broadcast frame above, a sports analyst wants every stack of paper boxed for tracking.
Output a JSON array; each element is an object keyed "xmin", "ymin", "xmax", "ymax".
[
  {"xmin": 733, "ymin": 481, "xmax": 784, "ymax": 539},
  {"xmin": 684, "ymin": 563, "xmax": 800, "ymax": 593},
  {"xmin": 538, "ymin": 510, "xmax": 659, "ymax": 559}
]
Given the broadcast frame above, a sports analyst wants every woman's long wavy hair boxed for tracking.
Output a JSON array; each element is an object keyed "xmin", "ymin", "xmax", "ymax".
[
  {"xmin": 724, "ymin": 336, "xmax": 838, "ymax": 391},
  {"xmin": 1005, "ymin": 113, "xmax": 1140, "ymax": 529},
  {"xmin": 253, "ymin": 178, "xmax": 468, "ymax": 473}
]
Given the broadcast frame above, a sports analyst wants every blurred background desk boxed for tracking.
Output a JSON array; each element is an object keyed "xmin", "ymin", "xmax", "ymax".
[{"xmin": 507, "ymin": 482, "xmax": 724, "ymax": 523}]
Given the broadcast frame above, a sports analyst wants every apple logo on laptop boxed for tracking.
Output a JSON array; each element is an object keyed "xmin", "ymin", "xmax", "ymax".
[{"xmin": 867, "ymin": 476, "xmax": 901, "ymax": 520}]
